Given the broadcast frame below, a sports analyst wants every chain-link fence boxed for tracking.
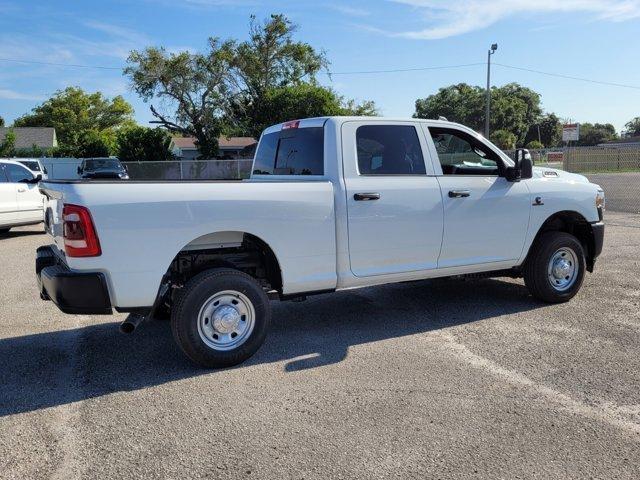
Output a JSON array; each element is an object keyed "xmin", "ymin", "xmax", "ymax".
[
  {"xmin": 563, "ymin": 147, "xmax": 640, "ymax": 215},
  {"xmin": 33, "ymin": 158, "xmax": 253, "ymax": 181},
  {"xmin": 123, "ymin": 160, "xmax": 253, "ymax": 180},
  {"xmin": 504, "ymin": 146, "xmax": 640, "ymax": 214}
]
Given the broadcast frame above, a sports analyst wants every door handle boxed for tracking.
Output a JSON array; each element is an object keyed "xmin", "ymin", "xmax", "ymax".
[
  {"xmin": 17, "ymin": 188, "xmax": 26, "ymax": 193},
  {"xmin": 354, "ymin": 192, "xmax": 380, "ymax": 201},
  {"xmin": 448, "ymin": 190, "xmax": 470, "ymax": 198}
]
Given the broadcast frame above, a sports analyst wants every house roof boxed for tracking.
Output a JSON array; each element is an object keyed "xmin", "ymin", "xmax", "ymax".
[
  {"xmin": 171, "ymin": 136, "xmax": 256, "ymax": 151},
  {"xmin": 0, "ymin": 127, "xmax": 58, "ymax": 149},
  {"xmin": 171, "ymin": 137, "xmax": 197, "ymax": 149},
  {"xmin": 219, "ymin": 136, "xmax": 256, "ymax": 149}
]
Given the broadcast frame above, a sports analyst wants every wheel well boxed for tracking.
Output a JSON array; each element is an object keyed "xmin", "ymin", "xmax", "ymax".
[
  {"xmin": 172, "ymin": 232, "xmax": 282, "ymax": 291},
  {"xmin": 529, "ymin": 211, "xmax": 596, "ymax": 272},
  {"xmin": 154, "ymin": 233, "xmax": 282, "ymax": 315}
]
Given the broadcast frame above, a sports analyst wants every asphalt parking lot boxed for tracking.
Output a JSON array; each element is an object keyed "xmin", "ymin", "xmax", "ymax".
[{"xmin": 1, "ymin": 214, "xmax": 639, "ymax": 479}]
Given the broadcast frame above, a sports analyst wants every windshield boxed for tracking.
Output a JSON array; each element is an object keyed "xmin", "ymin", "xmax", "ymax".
[
  {"xmin": 84, "ymin": 159, "xmax": 123, "ymax": 171},
  {"xmin": 19, "ymin": 161, "xmax": 41, "ymax": 171}
]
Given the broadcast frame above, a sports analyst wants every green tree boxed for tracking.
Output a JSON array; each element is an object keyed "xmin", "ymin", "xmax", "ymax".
[
  {"xmin": 0, "ymin": 129, "xmax": 16, "ymax": 156},
  {"xmin": 228, "ymin": 83, "xmax": 378, "ymax": 137},
  {"xmin": 125, "ymin": 39, "xmax": 235, "ymax": 158},
  {"xmin": 414, "ymin": 83, "xmax": 485, "ymax": 131},
  {"xmin": 126, "ymin": 14, "xmax": 376, "ymax": 148},
  {"xmin": 76, "ymin": 129, "xmax": 117, "ymax": 158},
  {"xmin": 490, "ymin": 129, "xmax": 516, "ymax": 150},
  {"xmin": 13, "ymin": 87, "xmax": 134, "ymax": 148},
  {"xmin": 341, "ymin": 98, "xmax": 378, "ymax": 116},
  {"xmin": 577, "ymin": 123, "xmax": 617, "ymax": 146},
  {"xmin": 0, "ymin": 115, "xmax": 5, "ymax": 127},
  {"xmin": 414, "ymin": 82, "xmax": 543, "ymax": 146},
  {"xmin": 228, "ymin": 14, "xmax": 333, "ymax": 137},
  {"xmin": 624, "ymin": 117, "xmax": 640, "ymax": 137},
  {"xmin": 116, "ymin": 126, "xmax": 174, "ymax": 162},
  {"xmin": 525, "ymin": 113, "xmax": 562, "ymax": 147}
]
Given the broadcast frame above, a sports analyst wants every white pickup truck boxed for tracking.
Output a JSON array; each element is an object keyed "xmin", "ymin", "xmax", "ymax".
[{"xmin": 36, "ymin": 117, "xmax": 605, "ymax": 368}]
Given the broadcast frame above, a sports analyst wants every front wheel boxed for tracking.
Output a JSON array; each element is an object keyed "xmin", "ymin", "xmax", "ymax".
[
  {"xmin": 523, "ymin": 231, "xmax": 586, "ymax": 303},
  {"xmin": 171, "ymin": 268, "xmax": 271, "ymax": 368}
]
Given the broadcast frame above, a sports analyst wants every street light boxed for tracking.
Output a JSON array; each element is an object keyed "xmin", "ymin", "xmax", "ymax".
[{"xmin": 485, "ymin": 43, "xmax": 498, "ymax": 138}]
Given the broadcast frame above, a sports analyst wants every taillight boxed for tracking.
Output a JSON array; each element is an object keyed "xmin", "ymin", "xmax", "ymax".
[{"xmin": 63, "ymin": 204, "xmax": 101, "ymax": 257}]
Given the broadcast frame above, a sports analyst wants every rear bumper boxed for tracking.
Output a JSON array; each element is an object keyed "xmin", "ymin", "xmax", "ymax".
[{"xmin": 36, "ymin": 246, "xmax": 112, "ymax": 315}]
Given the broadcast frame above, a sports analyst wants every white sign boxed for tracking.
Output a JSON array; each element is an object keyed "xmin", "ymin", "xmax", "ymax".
[{"xmin": 562, "ymin": 123, "xmax": 580, "ymax": 142}]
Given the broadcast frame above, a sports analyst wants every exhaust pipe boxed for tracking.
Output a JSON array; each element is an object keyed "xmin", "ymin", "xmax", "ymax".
[{"xmin": 120, "ymin": 313, "xmax": 145, "ymax": 334}]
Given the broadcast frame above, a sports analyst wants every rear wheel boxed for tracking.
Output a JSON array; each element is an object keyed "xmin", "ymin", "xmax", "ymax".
[
  {"xmin": 171, "ymin": 268, "xmax": 271, "ymax": 368},
  {"xmin": 524, "ymin": 231, "xmax": 585, "ymax": 303}
]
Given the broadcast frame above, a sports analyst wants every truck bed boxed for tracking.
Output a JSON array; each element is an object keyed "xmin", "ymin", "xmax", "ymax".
[{"xmin": 40, "ymin": 179, "xmax": 337, "ymax": 308}]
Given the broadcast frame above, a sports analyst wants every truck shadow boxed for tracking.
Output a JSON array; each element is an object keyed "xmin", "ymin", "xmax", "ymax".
[
  {"xmin": 0, "ymin": 278, "xmax": 543, "ymax": 417},
  {"xmin": 0, "ymin": 229, "xmax": 45, "ymax": 239}
]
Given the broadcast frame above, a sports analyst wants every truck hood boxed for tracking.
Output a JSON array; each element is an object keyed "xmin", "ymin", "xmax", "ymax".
[{"xmin": 531, "ymin": 166, "xmax": 590, "ymax": 184}]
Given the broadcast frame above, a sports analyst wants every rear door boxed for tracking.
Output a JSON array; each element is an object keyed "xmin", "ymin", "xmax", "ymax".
[
  {"xmin": 4, "ymin": 163, "xmax": 43, "ymax": 222},
  {"xmin": 342, "ymin": 121, "xmax": 444, "ymax": 277},
  {"xmin": 0, "ymin": 165, "xmax": 18, "ymax": 226}
]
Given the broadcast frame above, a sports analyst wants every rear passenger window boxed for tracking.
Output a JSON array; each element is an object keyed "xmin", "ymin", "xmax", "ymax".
[
  {"xmin": 253, "ymin": 127, "xmax": 324, "ymax": 175},
  {"xmin": 356, "ymin": 125, "xmax": 426, "ymax": 175}
]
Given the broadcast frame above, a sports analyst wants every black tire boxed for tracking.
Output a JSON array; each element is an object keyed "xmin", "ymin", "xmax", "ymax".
[
  {"xmin": 171, "ymin": 268, "xmax": 271, "ymax": 368},
  {"xmin": 0, "ymin": 228, "xmax": 10, "ymax": 234},
  {"xmin": 523, "ymin": 231, "xmax": 586, "ymax": 303}
]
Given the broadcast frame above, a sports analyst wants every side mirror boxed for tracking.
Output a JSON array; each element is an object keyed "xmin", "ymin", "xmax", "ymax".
[
  {"xmin": 506, "ymin": 149, "xmax": 533, "ymax": 182},
  {"xmin": 19, "ymin": 174, "xmax": 42, "ymax": 184}
]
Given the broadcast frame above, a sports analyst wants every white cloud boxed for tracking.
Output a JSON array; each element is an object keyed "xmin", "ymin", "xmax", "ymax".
[
  {"xmin": 328, "ymin": 4, "xmax": 371, "ymax": 17},
  {"xmin": 0, "ymin": 89, "xmax": 45, "ymax": 101},
  {"xmin": 144, "ymin": 0, "xmax": 257, "ymax": 8},
  {"xmin": 382, "ymin": 0, "xmax": 640, "ymax": 39}
]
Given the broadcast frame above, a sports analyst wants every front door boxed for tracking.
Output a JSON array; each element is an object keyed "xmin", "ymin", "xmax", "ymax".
[
  {"xmin": 425, "ymin": 126, "xmax": 531, "ymax": 269},
  {"xmin": 342, "ymin": 121, "xmax": 444, "ymax": 277},
  {"xmin": 4, "ymin": 163, "xmax": 43, "ymax": 223},
  {"xmin": 0, "ymin": 165, "xmax": 18, "ymax": 226}
]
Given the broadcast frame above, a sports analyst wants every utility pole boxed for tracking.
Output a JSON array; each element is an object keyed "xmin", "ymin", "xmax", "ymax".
[{"xmin": 485, "ymin": 43, "xmax": 498, "ymax": 138}]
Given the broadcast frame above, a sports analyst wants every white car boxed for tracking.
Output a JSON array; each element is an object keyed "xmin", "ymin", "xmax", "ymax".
[
  {"xmin": 18, "ymin": 158, "xmax": 49, "ymax": 180},
  {"xmin": 36, "ymin": 117, "xmax": 605, "ymax": 368},
  {"xmin": 0, "ymin": 159, "xmax": 45, "ymax": 233}
]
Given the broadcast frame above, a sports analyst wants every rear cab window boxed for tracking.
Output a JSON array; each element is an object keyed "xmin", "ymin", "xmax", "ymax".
[{"xmin": 253, "ymin": 121, "xmax": 324, "ymax": 176}]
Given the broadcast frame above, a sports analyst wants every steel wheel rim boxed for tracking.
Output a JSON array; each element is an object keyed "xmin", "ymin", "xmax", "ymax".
[
  {"xmin": 197, "ymin": 290, "xmax": 255, "ymax": 351},
  {"xmin": 547, "ymin": 247, "xmax": 579, "ymax": 292}
]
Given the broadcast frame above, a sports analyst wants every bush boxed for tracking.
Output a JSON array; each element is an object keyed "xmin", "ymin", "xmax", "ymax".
[
  {"xmin": 526, "ymin": 140, "xmax": 544, "ymax": 150},
  {"xmin": 0, "ymin": 129, "xmax": 16, "ymax": 156},
  {"xmin": 75, "ymin": 130, "xmax": 116, "ymax": 158},
  {"xmin": 116, "ymin": 126, "xmax": 174, "ymax": 162}
]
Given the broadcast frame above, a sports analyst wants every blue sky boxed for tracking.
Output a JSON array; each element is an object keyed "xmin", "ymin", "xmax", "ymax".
[{"xmin": 1, "ymin": 0, "xmax": 639, "ymax": 132}]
